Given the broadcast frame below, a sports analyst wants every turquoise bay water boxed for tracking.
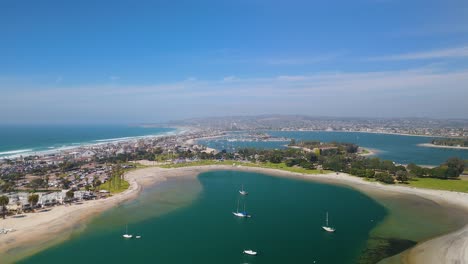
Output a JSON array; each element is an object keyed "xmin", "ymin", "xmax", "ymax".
[
  {"xmin": 199, "ymin": 131, "xmax": 468, "ymax": 166},
  {"xmin": 20, "ymin": 171, "xmax": 387, "ymax": 264},
  {"xmin": 0, "ymin": 125, "xmax": 176, "ymax": 158}
]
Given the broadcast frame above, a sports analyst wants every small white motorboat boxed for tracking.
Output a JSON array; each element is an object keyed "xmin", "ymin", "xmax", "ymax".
[
  {"xmin": 243, "ymin": 249, "xmax": 257, "ymax": 256},
  {"xmin": 135, "ymin": 235, "xmax": 141, "ymax": 239}
]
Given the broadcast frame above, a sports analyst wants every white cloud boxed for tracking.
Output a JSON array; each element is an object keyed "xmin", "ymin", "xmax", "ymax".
[{"xmin": 368, "ymin": 46, "xmax": 468, "ymax": 61}]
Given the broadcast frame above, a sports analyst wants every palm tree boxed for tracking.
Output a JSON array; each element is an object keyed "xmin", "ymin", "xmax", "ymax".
[
  {"xmin": 28, "ymin": 194, "xmax": 39, "ymax": 211},
  {"xmin": 45, "ymin": 175, "xmax": 50, "ymax": 190},
  {"xmin": 0, "ymin": 196, "xmax": 9, "ymax": 219},
  {"xmin": 16, "ymin": 200, "xmax": 22, "ymax": 214}
]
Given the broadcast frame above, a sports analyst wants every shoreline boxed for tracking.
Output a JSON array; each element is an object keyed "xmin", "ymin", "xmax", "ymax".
[
  {"xmin": 0, "ymin": 171, "xmax": 142, "ymax": 263},
  {"xmin": 1, "ymin": 165, "xmax": 468, "ymax": 263},
  {"xmin": 418, "ymin": 143, "xmax": 468, "ymax": 150},
  {"xmin": 278, "ymin": 129, "xmax": 439, "ymax": 138},
  {"xmin": 358, "ymin": 147, "xmax": 378, "ymax": 157},
  {"xmin": 2, "ymin": 129, "xmax": 463, "ymax": 161},
  {"xmin": 0, "ymin": 128, "xmax": 184, "ymax": 160}
]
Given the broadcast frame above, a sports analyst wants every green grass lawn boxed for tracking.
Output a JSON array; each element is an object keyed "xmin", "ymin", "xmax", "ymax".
[
  {"xmin": 405, "ymin": 177, "xmax": 468, "ymax": 193},
  {"xmin": 160, "ymin": 160, "xmax": 236, "ymax": 168},
  {"xmin": 160, "ymin": 160, "xmax": 329, "ymax": 175},
  {"xmin": 98, "ymin": 176, "xmax": 130, "ymax": 194},
  {"xmin": 242, "ymin": 162, "xmax": 328, "ymax": 174}
]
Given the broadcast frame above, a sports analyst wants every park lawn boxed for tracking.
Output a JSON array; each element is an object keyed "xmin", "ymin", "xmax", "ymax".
[
  {"xmin": 160, "ymin": 160, "xmax": 236, "ymax": 168},
  {"xmin": 160, "ymin": 160, "xmax": 329, "ymax": 175},
  {"xmin": 98, "ymin": 176, "xmax": 130, "ymax": 194},
  {"xmin": 243, "ymin": 162, "xmax": 329, "ymax": 174},
  {"xmin": 406, "ymin": 177, "xmax": 468, "ymax": 193},
  {"xmin": 121, "ymin": 162, "xmax": 150, "ymax": 170}
]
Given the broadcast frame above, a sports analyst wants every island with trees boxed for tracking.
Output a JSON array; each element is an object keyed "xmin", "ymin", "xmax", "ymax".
[{"xmin": 430, "ymin": 138, "xmax": 468, "ymax": 148}]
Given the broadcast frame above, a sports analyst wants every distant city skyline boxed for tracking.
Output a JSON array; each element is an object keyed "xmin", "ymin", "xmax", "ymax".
[{"xmin": 1, "ymin": 0, "xmax": 468, "ymax": 124}]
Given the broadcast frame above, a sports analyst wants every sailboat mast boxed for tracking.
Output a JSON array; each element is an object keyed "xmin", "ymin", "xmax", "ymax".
[
  {"xmin": 326, "ymin": 212, "xmax": 329, "ymax": 226},
  {"xmin": 237, "ymin": 198, "xmax": 240, "ymax": 213}
]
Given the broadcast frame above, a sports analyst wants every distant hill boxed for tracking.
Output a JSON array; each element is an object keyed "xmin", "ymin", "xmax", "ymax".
[{"xmin": 142, "ymin": 115, "xmax": 468, "ymax": 138}]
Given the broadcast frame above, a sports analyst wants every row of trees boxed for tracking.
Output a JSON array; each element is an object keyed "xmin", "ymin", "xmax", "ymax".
[
  {"xmin": 407, "ymin": 158, "xmax": 465, "ymax": 179},
  {"xmin": 0, "ymin": 194, "xmax": 39, "ymax": 219},
  {"xmin": 231, "ymin": 143, "xmax": 465, "ymax": 184},
  {"xmin": 431, "ymin": 138, "xmax": 468, "ymax": 147},
  {"xmin": 0, "ymin": 191, "xmax": 78, "ymax": 219}
]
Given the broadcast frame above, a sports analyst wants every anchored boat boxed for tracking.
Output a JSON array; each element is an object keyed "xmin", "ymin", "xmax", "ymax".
[
  {"xmin": 321, "ymin": 212, "xmax": 335, "ymax": 232},
  {"xmin": 243, "ymin": 249, "xmax": 257, "ymax": 256}
]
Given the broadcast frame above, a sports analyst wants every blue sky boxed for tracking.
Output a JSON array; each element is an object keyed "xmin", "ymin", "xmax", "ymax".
[{"xmin": 1, "ymin": 0, "xmax": 468, "ymax": 124}]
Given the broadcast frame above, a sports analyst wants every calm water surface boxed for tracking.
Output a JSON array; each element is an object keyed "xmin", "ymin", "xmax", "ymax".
[
  {"xmin": 199, "ymin": 131, "xmax": 468, "ymax": 166},
  {"xmin": 20, "ymin": 171, "xmax": 387, "ymax": 264}
]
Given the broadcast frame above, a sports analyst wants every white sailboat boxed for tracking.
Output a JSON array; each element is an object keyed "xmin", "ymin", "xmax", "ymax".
[
  {"xmin": 243, "ymin": 249, "xmax": 257, "ymax": 256},
  {"xmin": 239, "ymin": 184, "xmax": 248, "ymax": 195},
  {"xmin": 322, "ymin": 212, "xmax": 335, "ymax": 232},
  {"xmin": 232, "ymin": 198, "xmax": 251, "ymax": 218},
  {"xmin": 122, "ymin": 224, "xmax": 133, "ymax": 238}
]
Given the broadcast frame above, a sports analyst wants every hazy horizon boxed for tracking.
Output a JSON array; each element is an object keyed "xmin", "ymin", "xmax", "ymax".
[
  {"xmin": 1, "ymin": 0, "xmax": 468, "ymax": 124},
  {"xmin": 1, "ymin": 114, "xmax": 468, "ymax": 126}
]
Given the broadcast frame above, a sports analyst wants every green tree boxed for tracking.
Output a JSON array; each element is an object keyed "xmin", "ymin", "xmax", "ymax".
[
  {"xmin": 66, "ymin": 190, "xmax": 75, "ymax": 202},
  {"xmin": 44, "ymin": 176, "xmax": 50, "ymax": 190},
  {"xmin": 407, "ymin": 163, "xmax": 425, "ymax": 177},
  {"xmin": 268, "ymin": 150, "xmax": 284, "ymax": 163},
  {"xmin": 28, "ymin": 178, "xmax": 45, "ymax": 189},
  {"xmin": 323, "ymin": 156, "xmax": 345, "ymax": 172},
  {"xmin": 0, "ymin": 195, "xmax": 9, "ymax": 219},
  {"xmin": 289, "ymin": 139, "xmax": 296, "ymax": 146},
  {"xmin": 367, "ymin": 157, "xmax": 381, "ymax": 170},
  {"xmin": 28, "ymin": 194, "xmax": 39, "ymax": 210},
  {"xmin": 365, "ymin": 169, "xmax": 375, "ymax": 178},
  {"xmin": 94, "ymin": 180, "xmax": 102, "ymax": 188},
  {"xmin": 445, "ymin": 157, "xmax": 465, "ymax": 178},
  {"xmin": 375, "ymin": 172, "xmax": 395, "ymax": 184},
  {"xmin": 305, "ymin": 152, "xmax": 318, "ymax": 162},
  {"xmin": 381, "ymin": 160, "xmax": 397, "ymax": 173},
  {"xmin": 396, "ymin": 171, "xmax": 409, "ymax": 183}
]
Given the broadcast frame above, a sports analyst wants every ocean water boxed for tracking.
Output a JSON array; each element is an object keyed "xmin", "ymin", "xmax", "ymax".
[
  {"xmin": 199, "ymin": 131, "xmax": 468, "ymax": 166},
  {"xmin": 0, "ymin": 125, "xmax": 176, "ymax": 159},
  {"xmin": 20, "ymin": 171, "xmax": 388, "ymax": 264}
]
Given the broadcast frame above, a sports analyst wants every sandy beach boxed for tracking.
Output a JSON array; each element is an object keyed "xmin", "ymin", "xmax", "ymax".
[
  {"xmin": 0, "ymin": 171, "xmax": 141, "ymax": 263},
  {"xmin": 1, "ymin": 165, "xmax": 468, "ymax": 263}
]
